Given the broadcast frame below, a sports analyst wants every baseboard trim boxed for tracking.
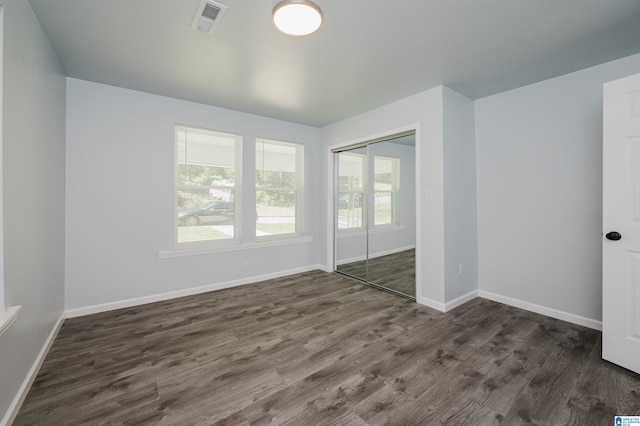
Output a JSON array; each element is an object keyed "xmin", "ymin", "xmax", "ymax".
[
  {"xmin": 336, "ymin": 244, "xmax": 416, "ymax": 266},
  {"xmin": 65, "ymin": 265, "xmax": 324, "ymax": 318},
  {"xmin": 336, "ymin": 256, "xmax": 366, "ymax": 266},
  {"xmin": 64, "ymin": 266, "xmax": 602, "ymax": 328},
  {"xmin": 445, "ymin": 290, "xmax": 479, "ymax": 312},
  {"xmin": 417, "ymin": 290, "xmax": 478, "ymax": 313},
  {"xmin": 478, "ymin": 290, "xmax": 602, "ymax": 331},
  {"xmin": 317, "ymin": 264, "xmax": 331, "ymax": 273},
  {"xmin": 2, "ymin": 312, "xmax": 65, "ymax": 426},
  {"xmin": 417, "ymin": 296, "xmax": 446, "ymax": 312},
  {"xmin": 418, "ymin": 289, "xmax": 601, "ymax": 330}
]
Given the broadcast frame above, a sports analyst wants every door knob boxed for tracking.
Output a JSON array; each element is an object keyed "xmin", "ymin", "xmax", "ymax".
[{"xmin": 605, "ymin": 231, "xmax": 622, "ymax": 241}]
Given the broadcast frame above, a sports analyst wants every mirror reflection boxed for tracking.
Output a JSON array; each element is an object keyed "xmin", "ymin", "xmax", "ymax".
[
  {"xmin": 334, "ymin": 132, "xmax": 416, "ymax": 299},
  {"xmin": 336, "ymin": 147, "xmax": 368, "ymax": 282}
]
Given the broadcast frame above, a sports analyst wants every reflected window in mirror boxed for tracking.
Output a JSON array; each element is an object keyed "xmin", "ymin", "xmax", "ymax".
[
  {"xmin": 338, "ymin": 152, "xmax": 365, "ymax": 231},
  {"xmin": 373, "ymin": 156, "xmax": 399, "ymax": 227}
]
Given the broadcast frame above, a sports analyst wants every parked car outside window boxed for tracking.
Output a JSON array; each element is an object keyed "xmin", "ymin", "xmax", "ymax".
[{"xmin": 178, "ymin": 201, "xmax": 234, "ymax": 226}]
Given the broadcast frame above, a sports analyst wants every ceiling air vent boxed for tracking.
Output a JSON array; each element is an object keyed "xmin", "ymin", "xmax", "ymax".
[{"xmin": 191, "ymin": 0, "xmax": 228, "ymax": 35}]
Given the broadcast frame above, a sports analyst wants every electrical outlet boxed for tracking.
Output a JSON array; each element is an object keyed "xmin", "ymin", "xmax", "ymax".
[
  {"xmin": 458, "ymin": 263, "xmax": 463, "ymax": 275},
  {"xmin": 242, "ymin": 261, "xmax": 248, "ymax": 271}
]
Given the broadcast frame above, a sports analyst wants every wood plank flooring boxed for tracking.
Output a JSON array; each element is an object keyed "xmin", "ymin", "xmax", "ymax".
[
  {"xmin": 337, "ymin": 249, "xmax": 415, "ymax": 297},
  {"xmin": 14, "ymin": 270, "xmax": 640, "ymax": 425}
]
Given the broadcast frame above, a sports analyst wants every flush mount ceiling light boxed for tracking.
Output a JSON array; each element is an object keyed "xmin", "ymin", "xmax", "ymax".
[{"xmin": 273, "ymin": 0, "xmax": 323, "ymax": 36}]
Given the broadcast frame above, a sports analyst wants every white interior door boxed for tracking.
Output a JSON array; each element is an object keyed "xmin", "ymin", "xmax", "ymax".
[{"xmin": 603, "ymin": 72, "xmax": 640, "ymax": 374}]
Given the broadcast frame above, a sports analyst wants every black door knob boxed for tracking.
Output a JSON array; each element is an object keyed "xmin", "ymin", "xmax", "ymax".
[{"xmin": 606, "ymin": 231, "xmax": 622, "ymax": 241}]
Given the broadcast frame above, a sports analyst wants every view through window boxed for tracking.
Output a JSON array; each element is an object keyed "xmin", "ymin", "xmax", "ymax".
[
  {"xmin": 256, "ymin": 139, "xmax": 303, "ymax": 238},
  {"xmin": 176, "ymin": 125, "xmax": 241, "ymax": 245}
]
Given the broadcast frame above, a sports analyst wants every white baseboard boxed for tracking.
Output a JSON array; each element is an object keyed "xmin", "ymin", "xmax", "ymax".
[
  {"xmin": 417, "ymin": 296, "xmax": 446, "ymax": 312},
  {"xmin": 417, "ymin": 290, "xmax": 478, "ymax": 313},
  {"xmin": 418, "ymin": 289, "xmax": 601, "ymax": 331},
  {"xmin": 64, "ymin": 264, "xmax": 602, "ymax": 328},
  {"xmin": 65, "ymin": 265, "xmax": 324, "ymax": 318},
  {"xmin": 478, "ymin": 290, "xmax": 602, "ymax": 331},
  {"xmin": 317, "ymin": 264, "xmax": 331, "ymax": 273},
  {"xmin": 336, "ymin": 244, "xmax": 415, "ymax": 266},
  {"xmin": 445, "ymin": 290, "xmax": 479, "ymax": 312},
  {"xmin": 336, "ymin": 255, "xmax": 366, "ymax": 266},
  {"xmin": 2, "ymin": 312, "xmax": 65, "ymax": 426}
]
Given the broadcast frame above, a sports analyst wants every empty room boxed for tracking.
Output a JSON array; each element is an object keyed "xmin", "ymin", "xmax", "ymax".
[{"xmin": 1, "ymin": 0, "xmax": 640, "ymax": 424}]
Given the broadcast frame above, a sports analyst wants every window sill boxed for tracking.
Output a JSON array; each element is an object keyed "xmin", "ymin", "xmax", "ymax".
[
  {"xmin": 0, "ymin": 305, "xmax": 21, "ymax": 338},
  {"xmin": 337, "ymin": 224, "xmax": 405, "ymax": 239},
  {"xmin": 158, "ymin": 235, "xmax": 313, "ymax": 259}
]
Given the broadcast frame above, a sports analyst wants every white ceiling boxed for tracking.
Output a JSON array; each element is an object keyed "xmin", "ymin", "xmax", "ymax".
[{"xmin": 28, "ymin": 0, "xmax": 640, "ymax": 127}]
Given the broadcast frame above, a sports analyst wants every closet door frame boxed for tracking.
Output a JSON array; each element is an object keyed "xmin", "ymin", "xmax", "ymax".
[{"xmin": 328, "ymin": 125, "xmax": 419, "ymax": 300}]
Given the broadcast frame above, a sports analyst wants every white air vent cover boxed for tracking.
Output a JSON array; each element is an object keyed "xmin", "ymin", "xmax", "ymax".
[{"xmin": 191, "ymin": 0, "xmax": 227, "ymax": 34}]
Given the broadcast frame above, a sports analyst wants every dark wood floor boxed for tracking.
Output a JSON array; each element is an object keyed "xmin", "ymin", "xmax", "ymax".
[
  {"xmin": 337, "ymin": 249, "xmax": 415, "ymax": 297},
  {"xmin": 15, "ymin": 270, "xmax": 640, "ymax": 425}
]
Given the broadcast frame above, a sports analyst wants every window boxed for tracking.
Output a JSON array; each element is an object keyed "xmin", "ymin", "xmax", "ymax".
[
  {"xmin": 256, "ymin": 139, "xmax": 304, "ymax": 238},
  {"xmin": 373, "ymin": 156, "xmax": 399, "ymax": 226},
  {"xmin": 337, "ymin": 152, "xmax": 365, "ymax": 230},
  {"xmin": 175, "ymin": 125, "xmax": 241, "ymax": 246}
]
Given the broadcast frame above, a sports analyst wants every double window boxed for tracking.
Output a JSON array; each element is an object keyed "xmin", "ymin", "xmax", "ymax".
[{"xmin": 175, "ymin": 125, "xmax": 303, "ymax": 247}]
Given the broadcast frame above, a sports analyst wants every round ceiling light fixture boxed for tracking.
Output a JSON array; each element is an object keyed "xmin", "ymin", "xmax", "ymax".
[{"xmin": 273, "ymin": 0, "xmax": 323, "ymax": 36}]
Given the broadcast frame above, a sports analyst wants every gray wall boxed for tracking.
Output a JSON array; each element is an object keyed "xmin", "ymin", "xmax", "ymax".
[
  {"xmin": 475, "ymin": 52, "xmax": 640, "ymax": 321},
  {"xmin": 65, "ymin": 78, "xmax": 321, "ymax": 311},
  {"xmin": 0, "ymin": 0, "xmax": 66, "ymax": 420},
  {"xmin": 443, "ymin": 87, "xmax": 478, "ymax": 301}
]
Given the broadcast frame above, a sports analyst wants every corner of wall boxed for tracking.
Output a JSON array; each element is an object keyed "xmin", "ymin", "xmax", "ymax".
[{"xmin": 442, "ymin": 87, "xmax": 479, "ymax": 303}]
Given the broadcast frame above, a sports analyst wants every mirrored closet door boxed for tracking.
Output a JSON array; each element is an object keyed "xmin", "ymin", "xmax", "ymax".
[{"xmin": 334, "ymin": 132, "xmax": 416, "ymax": 299}]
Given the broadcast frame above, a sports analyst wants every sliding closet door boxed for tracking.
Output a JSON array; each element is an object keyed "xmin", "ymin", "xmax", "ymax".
[
  {"xmin": 366, "ymin": 138, "xmax": 416, "ymax": 298},
  {"xmin": 335, "ymin": 148, "xmax": 368, "ymax": 282},
  {"xmin": 333, "ymin": 131, "xmax": 416, "ymax": 300}
]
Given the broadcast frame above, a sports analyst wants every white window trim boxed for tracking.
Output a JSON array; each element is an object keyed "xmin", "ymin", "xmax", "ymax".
[
  {"xmin": 0, "ymin": 306, "xmax": 20, "ymax": 338},
  {"xmin": 174, "ymin": 124, "xmax": 243, "ymax": 250},
  {"xmin": 0, "ymin": 7, "xmax": 22, "ymax": 335},
  {"xmin": 336, "ymin": 223, "xmax": 365, "ymax": 235},
  {"xmin": 255, "ymin": 138, "xmax": 305, "ymax": 241},
  {"xmin": 0, "ymin": 4, "xmax": 5, "ymax": 317},
  {"xmin": 158, "ymin": 235, "xmax": 313, "ymax": 259}
]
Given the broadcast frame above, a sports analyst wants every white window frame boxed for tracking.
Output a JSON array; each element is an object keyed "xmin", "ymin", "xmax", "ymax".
[
  {"xmin": 174, "ymin": 124, "xmax": 243, "ymax": 250},
  {"xmin": 337, "ymin": 151, "xmax": 367, "ymax": 233},
  {"xmin": 0, "ymin": 4, "xmax": 21, "ymax": 336},
  {"xmin": 255, "ymin": 138, "xmax": 304, "ymax": 241},
  {"xmin": 373, "ymin": 155, "xmax": 400, "ymax": 228},
  {"xmin": 0, "ymin": 3, "xmax": 4, "ymax": 314}
]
